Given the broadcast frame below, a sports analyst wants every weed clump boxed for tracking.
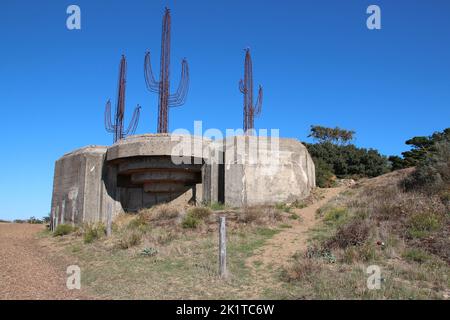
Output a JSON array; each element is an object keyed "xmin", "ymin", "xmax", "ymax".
[
  {"xmin": 403, "ymin": 248, "xmax": 430, "ymax": 263},
  {"xmin": 280, "ymin": 255, "xmax": 321, "ymax": 283},
  {"xmin": 406, "ymin": 212, "xmax": 442, "ymax": 239},
  {"xmin": 53, "ymin": 224, "xmax": 74, "ymax": 236},
  {"xmin": 182, "ymin": 214, "xmax": 201, "ymax": 229},
  {"xmin": 116, "ymin": 229, "xmax": 142, "ymax": 249},
  {"xmin": 83, "ymin": 223, "xmax": 106, "ymax": 244},
  {"xmin": 181, "ymin": 207, "xmax": 212, "ymax": 229},
  {"xmin": 325, "ymin": 219, "xmax": 370, "ymax": 249}
]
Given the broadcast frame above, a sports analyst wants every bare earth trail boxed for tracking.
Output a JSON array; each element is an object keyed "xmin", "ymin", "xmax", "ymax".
[
  {"xmin": 244, "ymin": 187, "xmax": 345, "ymax": 297},
  {"xmin": 0, "ymin": 223, "xmax": 88, "ymax": 299}
]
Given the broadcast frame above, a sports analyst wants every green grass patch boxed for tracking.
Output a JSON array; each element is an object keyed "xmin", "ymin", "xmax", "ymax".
[
  {"xmin": 403, "ymin": 248, "xmax": 431, "ymax": 263},
  {"xmin": 407, "ymin": 212, "xmax": 442, "ymax": 239},
  {"xmin": 83, "ymin": 224, "xmax": 106, "ymax": 243},
  {"xmin": 208, "ymin": 202, "xmax": 227, "ymax": 211},
  {"xmin": 53, "ymin": 224, "xmax": 74, "ymax": 236}
]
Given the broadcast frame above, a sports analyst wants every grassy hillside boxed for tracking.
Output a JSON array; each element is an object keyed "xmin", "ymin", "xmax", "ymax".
[{"xmin": 281, "ymin": 168, "xmax": 449, "ymax": 299}]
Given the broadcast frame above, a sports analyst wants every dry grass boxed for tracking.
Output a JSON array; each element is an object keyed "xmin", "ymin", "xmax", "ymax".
[{"xmin": 238, "ymin": 206, "xmax": 284, "ymax": 224}]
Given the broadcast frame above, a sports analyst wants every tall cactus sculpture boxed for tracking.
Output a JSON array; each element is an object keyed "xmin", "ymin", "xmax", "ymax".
[
  {"xmin": 144, "ymin": 7, "xmax": 189, "ymax": 133},
  {"xmin": 239, "ymin": 48, "xmax": 263, "ymax": 134},
  {"xmin": 105, "ymin": 55, "xmax": 141, "ymax": 143}
]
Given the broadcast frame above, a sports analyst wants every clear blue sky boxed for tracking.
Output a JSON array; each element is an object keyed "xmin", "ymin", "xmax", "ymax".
[{"xmin": 1, "ymin": 0, "xmax": 449, "ymax": 220}]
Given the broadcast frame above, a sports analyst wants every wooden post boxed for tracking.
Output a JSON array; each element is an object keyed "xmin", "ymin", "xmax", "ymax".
[
  {"xmin": 106, "ymin": 203, "xmax": 112, "ymax": 237},
  {"xmin": 219, "ymin": 216, "xmax": 227, "ymax": 278}
]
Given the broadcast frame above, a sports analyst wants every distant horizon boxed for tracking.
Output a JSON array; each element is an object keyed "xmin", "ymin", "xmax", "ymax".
[{"xmin": 1, "ymin": 0, "xmax": 449, "ymax": 220}]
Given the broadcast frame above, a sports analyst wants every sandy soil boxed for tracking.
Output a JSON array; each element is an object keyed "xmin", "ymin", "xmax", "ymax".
[{"xmin": 0, "ymin": 223, "xmax": 87, "ymax": 300}]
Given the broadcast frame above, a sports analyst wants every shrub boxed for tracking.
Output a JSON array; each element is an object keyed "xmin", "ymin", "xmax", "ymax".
[
  {"xmin": 280, "ymin": 256, "xmax": 321, "ymax": 283},
  {"xmin": 323, "ymin": 207, "xmax": 348, "ymax": 224},
  {"xmin": 305, "ymin": 246, "xmax": 336, "ymax": 263},
  {"xmin": 313, "ymin": 157, "xmax": 336, "ymax": 188},
  {"xmin": 182, "ymin": 214, "xmax": 201, "ymax": 229},
  {"xmin": 238, "ymin": 206, "xmax": 283, "ymax": 224},
  {"xmin": 127, "ymin": 215, "xmax": 148, "ymax": 231},
  {"xmin": 116, "ymin": 229, "xmax": 142, "ymax": 249},
  {"xmin": 53, "ymin": 224, "xmax": 74, "ymax": 236},
  {"xmin": 305, "ymin": 141, "xmax": 390, "ymax": 180},
  {"xmin": 403, "ymin": 139, "xmax": 450, "ymax": 194},
  {"xmin": 83, "ymin": 223, "xmax": 106, "ymax": 243},
  {"xmin": 180, "ymin": 207, "xmax": 212, "ymax": 229},
  {"xmin": 325, "ymin": 219, "xmax": 370, "ymax": 249},
  {"xmin": 406, "ymin": 212, "xmax": 442, "ymax": 239},
  {"xmin": 151, "ymin": 204, "xmax": 180, "ymax": 221},
  {"xmin": 188, "ymin": 207, "xmax": 212, "ymax": 220}
]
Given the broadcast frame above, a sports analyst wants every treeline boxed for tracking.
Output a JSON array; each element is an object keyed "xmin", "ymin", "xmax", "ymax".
[
  {"xmin": 304, "ymin": 125, "xmax": 390, "ymax": 187},
  {"xmin": 304, "ymin": 125, "xmax": 449, "ymax": 189}
]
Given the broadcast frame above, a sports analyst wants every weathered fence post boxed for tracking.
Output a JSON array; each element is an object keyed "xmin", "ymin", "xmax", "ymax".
[
  {"xmin": 106, "ymin": 203, "xmax": 112, "ymax": 237},
  {"xmin": 219, "ymin": 216, "xmax": 227, "ymax": 278}
]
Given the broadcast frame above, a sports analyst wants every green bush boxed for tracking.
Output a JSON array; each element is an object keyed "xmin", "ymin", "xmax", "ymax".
[
  {"xmin": 126, "ymin": 215, "xmax": 149, "ymax": 232},
  {"xmin": 182, "ymin": 214, "xmax": 201, "ymax": 229},
  {"xmin": 406, "ymin": 212, "xmax": 442, "ymax": 239},
  {"xmin": 305, "ymin": 141, "xmax": 390, "ymax": 180},
  {"xmin": 313, "ymin": 157, "xmax": 336, "ymax": 188},
  {"xmin": 188, "ymin": 207, "xmax": 212, "ymax": 219},
  {"xmin": 53, "ymin": 224, "xmax": 74, "ymax": 237},
  {"xmin": 181, "ymin": 207, "xmax": 212, "ymax": 229},
  {"xmin": 403, "ymin": 139, "xmax": 450, "ymax": 194},
  {"xmin": 83, "ymin": 224, "xmax": 106, "ymax": 243},
  {"xmin": 323, "ymin": 207, "xmax": 348, "ymax": 224}
]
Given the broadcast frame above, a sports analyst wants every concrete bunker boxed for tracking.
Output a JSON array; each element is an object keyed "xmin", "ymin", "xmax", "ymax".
[{"xmin": 50, "ymin": 134, "xmax": 315, "ymax": 227}]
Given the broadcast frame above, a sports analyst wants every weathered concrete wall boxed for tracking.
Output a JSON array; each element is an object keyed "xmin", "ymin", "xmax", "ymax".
[
  {"xmin": 50, "ymin": 146, "xmax": 117, "ymax": 227},
  {"xmin": 221, "ymin": 136, "xmax": 315, "ymax": 207}
]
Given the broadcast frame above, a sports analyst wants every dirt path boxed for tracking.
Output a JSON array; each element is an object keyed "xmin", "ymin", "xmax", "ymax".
[
  {"xmin": 0, "ymin": 223, "xmax": 87, "ymax": 300},
  {"xmin": 248, "ymin": 187, "xmax": 345, "ymax": 268},
  {"xmin": 244, "ymin": 187, "xmax": 345, "ymax": 297}
]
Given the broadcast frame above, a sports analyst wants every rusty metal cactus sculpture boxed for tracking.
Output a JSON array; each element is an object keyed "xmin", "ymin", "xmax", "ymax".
[
  {"xmin": 144, "ymin": 7, "xmax": 189, "ymax": 133},
  {"xmin": 105, "ymin": 55, "xmax": 141, "ymax": 143}
]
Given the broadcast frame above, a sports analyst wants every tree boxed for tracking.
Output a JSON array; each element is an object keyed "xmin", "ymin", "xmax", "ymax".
[
  {"xmin": 308, "ymin": 125, "xmax": 355, "ymax": 145},
  {"xmin": 390, "ymin": 128, "xmax": 450, "ymax": 170}
]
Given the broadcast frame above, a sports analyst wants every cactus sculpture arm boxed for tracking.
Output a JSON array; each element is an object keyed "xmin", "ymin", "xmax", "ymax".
[
  {"xmin": 144, "ymin": 51, "xmax": 160, "ymax": 93},
  {"xmin": 123, "ymin": 105, "xmax": 141, "ymax": 136},
  {"xmin": 104, "ymin": 99, "xmax": 114, "ymax": 133},
  {"xmin": 168, "ymin": 58, "xmax": 189, "ymax": 107},
  {"xmin": 254, "ymin": 85, "xmax": 263, "ymax": 116}
]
